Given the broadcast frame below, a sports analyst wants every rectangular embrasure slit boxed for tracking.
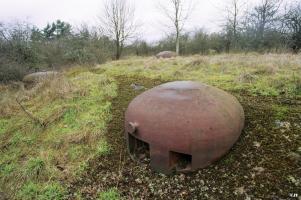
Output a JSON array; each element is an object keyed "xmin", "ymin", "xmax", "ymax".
[
  {"xmin": 128, "ymin": 133, "xmax": 150, "ymax": 162},
  {"xmin": 169, "ymin": 151, "xmax": 192, "ymax": 172}
]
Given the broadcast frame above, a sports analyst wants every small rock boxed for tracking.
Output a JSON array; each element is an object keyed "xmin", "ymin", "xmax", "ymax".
[
  {"xmin": 156, "ymin": 51, "xmax": 177, "ymax": 59},
  {"xmin": 135, "ymin": 178, "xmax": 142, "ymax": 184},
  {"xmin": 287, "ymin": 175, "xmax": 301, "ymax": 186},
  {"xmin": 200, "ymin": 186, "xmax": 209, "ymax": 192},
  {"xmin": 235, "ymin": 186, "xmax": 245, "ymax": 195},
  {"xmin": 23, "ymin": 71, "xmax": 60, "ymax": 85},
  {"xmin": 252, "ymin": 166, "xmax": 265, "ymax": 174},
  {"xmin": 253, "ymin": 141, "xmax": 261, "ymax": 148},
  {"xmin": 131, "ymin": 83, "xmax": 145, "ymax": 91},
  {"xmin": 275, "ymin": 120, "xmax": 291, "ymax": 129},
  {"xmin": 245, "ymin": 196, "xmax": 251, "ymax": 200},
  {"xmin": 179, "ymin": 174, "xmax": 185, "ymax": 181}
]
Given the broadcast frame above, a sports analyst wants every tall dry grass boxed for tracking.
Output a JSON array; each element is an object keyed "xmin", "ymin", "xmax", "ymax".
[{"xmin": 0, "ymin": 74, "xmax": 74, "ymax": 118}]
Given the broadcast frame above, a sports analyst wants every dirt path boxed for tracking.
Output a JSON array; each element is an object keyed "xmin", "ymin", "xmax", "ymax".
[{"xmin": 68, "ymin": 75, "xmax": 301, "ymax": 199}]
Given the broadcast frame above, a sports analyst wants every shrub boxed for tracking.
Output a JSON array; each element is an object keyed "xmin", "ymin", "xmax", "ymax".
[
  {"xmin": 254, "ymin": 64, "xmax": 278, "ymax": 75},
  {"xmin": 237, "ymin": 72, "xmax": 258, "ymax": 83},
  {"xmin": 0, "ymin": 63, "xmax": 26, "ymax": 82},
  {"xmin": 182, "ymin": 57, "xmax": 209, "ymax": 71}
]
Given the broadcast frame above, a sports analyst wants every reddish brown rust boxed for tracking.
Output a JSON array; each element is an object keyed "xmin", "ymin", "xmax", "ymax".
[{"xmin": 125, "ymin": 81, "xmax": 245, "ymax": 174}]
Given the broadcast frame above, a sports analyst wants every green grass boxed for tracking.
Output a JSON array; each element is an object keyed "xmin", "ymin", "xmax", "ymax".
[
  {"xmin": 98, "ymin": 188, "xmax": 120, "ymax": 200},
  {"xmin": 99, "ymin": 54, "xmax": 301, "ymax": 97},
  {"xmin": 0, "ymin": 119, "xmax": 10, "ymax": 136},
  {"xmin": 18, "ymin": 181, "xmax": 66, "ymax": 200},
  {"xmin": 0, "ymin": 163, "xmax": 16, "ymax": 178},
  {"xmin": 24, "ymin": 157, "xmax": 46, "ymax": 179},
  {"xmin": 96, "ymin": 139, "xmax": 112, "ymax": 156},
  {"xmin": 272, "ymin": 105, "xmax": 289, "ymax": 120},
  {"xmin": 0, "ymin": 70, "xmax": 118, "ymax": 197},
  {"xmin": 74, "ymin": 161, "xmax": 89, "ymax": 176}
]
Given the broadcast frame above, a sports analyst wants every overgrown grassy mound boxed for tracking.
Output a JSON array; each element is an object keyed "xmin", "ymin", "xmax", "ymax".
[
  {"xmin": 101, "ymin": 54, "xmax": 301, "ymax": 97},
  {"xmin": 0, "ymin": 69, "xmax": 117, "ymax": 199}
]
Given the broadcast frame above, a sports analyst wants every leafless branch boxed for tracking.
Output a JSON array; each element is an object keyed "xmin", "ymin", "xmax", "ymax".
[
  {"xmin": 16, "ymin": 98, "xmax": 45, "ymax": 127},
  {"xmin": 158, "ymin": 0, "xmax": 194, "ymax": 55},
  {"xmin": 98, "ymin": 0, "xmax": 138, "ymax": 59}
]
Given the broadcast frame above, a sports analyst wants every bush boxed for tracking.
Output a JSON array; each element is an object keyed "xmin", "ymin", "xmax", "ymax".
[
  {"xmin": 0, "ymin": 21, "xmax": 113, "ymax": 83},
  {"xmin": 0, "ymin": 63, "xmax": 26, "ymax": 82},
  {"xmin": 254, "ymin": 64, "xmax": 278, "ymax": 75}
]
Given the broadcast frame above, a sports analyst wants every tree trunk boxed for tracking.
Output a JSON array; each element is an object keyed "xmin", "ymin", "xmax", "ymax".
[
  {"xmin": 116, "ymin": 41, "xmax": 121, "ymax": 60},
  {"xmin": 176, "ymin": 31, "xmax": 180, "ymax": 55},
  {"xmin": 233, "ymin": 0, "xmax": 238, "ymax": 50}
]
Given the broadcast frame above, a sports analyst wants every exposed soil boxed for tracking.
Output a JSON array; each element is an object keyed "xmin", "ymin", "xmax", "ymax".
[{"xmin": 68, "ymin": 75, "xmax": 301, "ymax": 200}]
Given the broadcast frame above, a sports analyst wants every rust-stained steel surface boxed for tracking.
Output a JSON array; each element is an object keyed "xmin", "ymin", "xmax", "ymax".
[{"xmin": 125, "ymin": 81, "xmax": 245, "ymax": 174}]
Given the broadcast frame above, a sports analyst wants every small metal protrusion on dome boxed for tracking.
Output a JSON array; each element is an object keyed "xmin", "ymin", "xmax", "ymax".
[{"xmin": 128, "ymin": 122, "xmax": 138, "ymax": 134}]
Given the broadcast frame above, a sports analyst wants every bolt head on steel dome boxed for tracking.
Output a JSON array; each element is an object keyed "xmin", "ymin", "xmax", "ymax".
[{"xmin": 125, "ymin": 81, "xmax": 245, "ymax": 174}]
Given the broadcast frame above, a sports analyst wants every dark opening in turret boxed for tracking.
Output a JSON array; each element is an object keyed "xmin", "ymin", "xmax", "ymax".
[
  {"xmin": 170, "ymin": 151, "xmax": 192, "ymax": 172},
  {"xmin": 128, "ymin": 133, "xmax": 150, "ymax": 163}
]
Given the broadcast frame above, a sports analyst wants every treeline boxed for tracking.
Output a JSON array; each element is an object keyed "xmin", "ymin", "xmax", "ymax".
[
  {"xmin": 131, "ymin": 0, "xmax": 301, "ymax": 56},
  {"xmin": 0, "ymin": 0, "xmax": 300, "ymax": 82},
  {"xmin": 0, "ymin": 20, "xmax": 114, "ymax": 81}
]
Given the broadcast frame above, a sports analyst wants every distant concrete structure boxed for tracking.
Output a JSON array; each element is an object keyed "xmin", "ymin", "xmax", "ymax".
[
  {"xmin": 156, "ymin": 51, "xmax": 177, "ymax": 59},
  {"xmin": 23, "ymin": 71, "xmax": 60, "ymax": 85}
]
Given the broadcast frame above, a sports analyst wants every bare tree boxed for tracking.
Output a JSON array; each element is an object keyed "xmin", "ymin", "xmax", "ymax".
[
  {"xmin": 99, "ymin": 0, "xmax": 137, "ymax": 60},
  {"xmin": 224, "ymin": 0, "xmax": 246, "ymax": 51},
  {"xmin": 282, "ymin": 2, "xmax": 301, "ymax": 53},
  {"xmin": 249, "ymin": 0, "xmax": 282, "ymax": 40},
  {"xmin": 159, "ymin": 0, "xmax": 193, "ymax": 55}
]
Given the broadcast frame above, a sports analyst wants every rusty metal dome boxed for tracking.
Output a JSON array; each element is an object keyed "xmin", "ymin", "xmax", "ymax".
[{"xmin": 125, "ymin": 81, "xmax": 245, "ymax": 174}]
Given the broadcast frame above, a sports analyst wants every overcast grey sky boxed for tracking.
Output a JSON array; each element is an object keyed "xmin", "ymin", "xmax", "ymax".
[{"xmin": 0, "ymin": 0, "xmax": 292, "ymax": 41}]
